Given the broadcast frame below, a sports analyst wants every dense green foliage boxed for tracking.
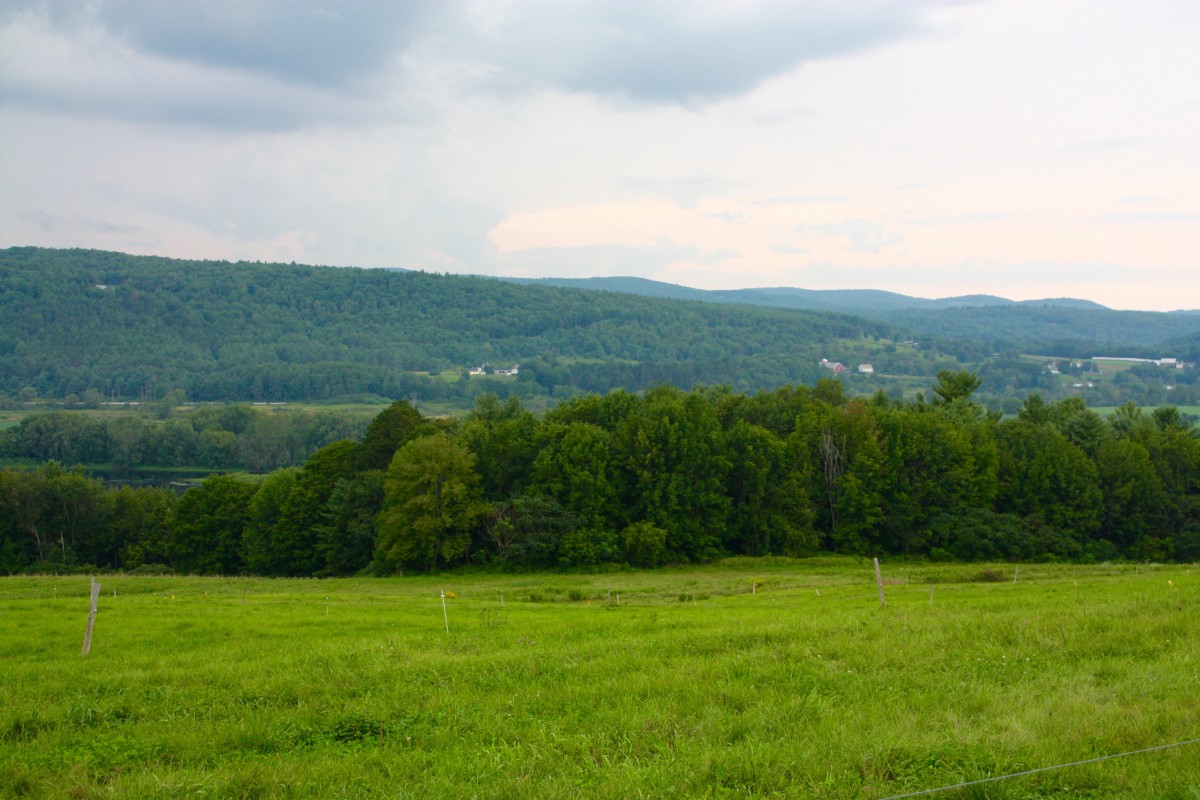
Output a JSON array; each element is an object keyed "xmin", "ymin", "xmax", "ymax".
[
  {"xmin": 2, "ymin": 565, "xmax": 1198, "ymax": 798},
  {"xmin": 0, "ymin": 405, "xmax": 369, "ymax": 473},
  {"xmin": 3, "ymin": 382, "xmax": 1198, "ymax": 576},
  {"xmin": 878, "ymin": 305, "xmax": 1200, "ymax": 354}
]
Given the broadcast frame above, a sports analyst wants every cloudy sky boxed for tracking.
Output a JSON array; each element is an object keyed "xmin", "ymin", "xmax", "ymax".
[{"xmin": 2, "ymin": 0, "xmax": 1198, "ymax": 310}]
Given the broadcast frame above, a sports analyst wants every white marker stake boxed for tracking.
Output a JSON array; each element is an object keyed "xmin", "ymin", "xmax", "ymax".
[
  {"xmin": 441, "ymin": 589, "xmax": 449, "ymax": 633},
  {"xmin": 82, "ymin": 576, "xmax": 101, "ymax": 655},
  {"xmin": 874, "ymin": 558, "xmax": 886, "ymax": 608}
]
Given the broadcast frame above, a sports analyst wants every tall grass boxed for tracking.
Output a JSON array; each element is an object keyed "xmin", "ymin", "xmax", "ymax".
[{"xmin": 2, "ymin": 559, "xmax": 1197, "ymax": 799}]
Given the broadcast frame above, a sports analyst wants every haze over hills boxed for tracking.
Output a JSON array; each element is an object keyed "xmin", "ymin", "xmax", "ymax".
[{"xmin": 504, "ymin": 276, "xmax": 1113, "ymax": 313}]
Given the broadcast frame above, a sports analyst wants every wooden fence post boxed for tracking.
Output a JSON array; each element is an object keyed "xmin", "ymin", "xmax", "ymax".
[{"xmin": 82, "ymin": 576, "xmax": 101, "ymax": 655}]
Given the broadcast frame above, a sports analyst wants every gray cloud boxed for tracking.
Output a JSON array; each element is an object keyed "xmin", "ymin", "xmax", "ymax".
[
  {"xmin": 6, "ymin": 0, "xmax": 442, "ymax": 88},
  {"xmin": 0, "ymin": 4, "xmax": 405, "ymax": 130},
  {"xmin": 469, "ymin": 0, "xmax": 942, "ymax": 104},
  {"xmin": 1, "ymin": 0, "xmax": 948, "ymax": 130}
]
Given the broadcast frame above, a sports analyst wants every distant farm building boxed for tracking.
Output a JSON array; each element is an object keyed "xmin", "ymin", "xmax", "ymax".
[
  {"xmin": 468, "ymin": 363, "xmax": 520, "ymax": 376},
  {"xmin": 820, "ymin": 359, "xmax": 846, "ymax": 374},
  {"xmin": 857, "ymin": 364, "xmax": 874, "ymax": 374}
]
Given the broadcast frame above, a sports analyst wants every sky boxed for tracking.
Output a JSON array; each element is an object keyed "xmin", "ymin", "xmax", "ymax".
[{"xmin": 1, "ymin": 0, "xmax": 1198, "ymax": 311}]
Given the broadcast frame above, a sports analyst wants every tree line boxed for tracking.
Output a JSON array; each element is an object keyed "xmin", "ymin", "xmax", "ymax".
[
  {"xmin": 2, "ymin": 374, "xmax": 1197, "ymax": 575},
  {"xmin": 0, "ymin": 406, "xmax": 369, "ymax": 473}
]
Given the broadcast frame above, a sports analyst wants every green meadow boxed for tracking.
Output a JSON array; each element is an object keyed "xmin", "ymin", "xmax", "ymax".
[{"xmin": 2, "ymin": 559, "xmax": 1198, "ymax": 799}]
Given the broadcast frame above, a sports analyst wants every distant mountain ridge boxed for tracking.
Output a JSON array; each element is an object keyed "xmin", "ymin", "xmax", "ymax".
[
  {"xmin": 503, "ymin": 276, "xmax": 1112, "ymax": 313},
  {"xmin": 503, "ymin": 275, "xmax": 1200, "ymax": 354}
]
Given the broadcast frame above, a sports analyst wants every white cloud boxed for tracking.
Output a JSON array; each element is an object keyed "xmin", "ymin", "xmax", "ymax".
[
  {"xmin": 493, "ymin": 241, "xmax": 700, "ymax": 278},
  {"xmin": 799, "ymin": 220, "xmax": 904, "ymax": 254}
]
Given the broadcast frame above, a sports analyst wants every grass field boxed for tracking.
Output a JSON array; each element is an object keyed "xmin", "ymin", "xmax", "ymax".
[{"xmin": 2, "ymin": 559, "xmax": 1198, "ymax": 799}]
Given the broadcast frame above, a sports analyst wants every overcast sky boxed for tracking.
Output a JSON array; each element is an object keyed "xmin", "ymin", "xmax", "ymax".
[{"xmin": 2, "ymin": 0, "xmax": 1198, "ymax": 310}]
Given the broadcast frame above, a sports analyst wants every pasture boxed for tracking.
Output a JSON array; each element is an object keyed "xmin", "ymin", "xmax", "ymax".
[{"xmin": 2, "ymin": 559, "xmax": 1198, "ymax": 799}]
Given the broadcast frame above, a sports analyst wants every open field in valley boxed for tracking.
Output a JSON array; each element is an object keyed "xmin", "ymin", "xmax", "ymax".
[{"xmin": 2, "ymin": 559, "xmax": 1198, "ymax": 799}]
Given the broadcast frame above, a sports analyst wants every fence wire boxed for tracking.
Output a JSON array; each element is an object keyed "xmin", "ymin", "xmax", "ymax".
[{"xmin": 876, "ymin": 737, "xmax": 1200, "ymax": 799}]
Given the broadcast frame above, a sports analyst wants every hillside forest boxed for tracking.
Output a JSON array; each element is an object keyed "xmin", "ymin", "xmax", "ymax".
[{"xmin": 3, "ymin": 378, "xmax": 1198, "ymax": 576}]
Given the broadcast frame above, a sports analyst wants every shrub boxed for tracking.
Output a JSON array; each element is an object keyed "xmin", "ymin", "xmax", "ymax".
[
  {"xmin": 127, "ymin": 563, "xmax": 173, "ymax": 576},
  {"xmin": 621, "ymin": 522, "xmax": 668, "ymax": 568},
  {"xmin": 972, "ymin": 569, "xmax": 1005, "ymax": 583}
]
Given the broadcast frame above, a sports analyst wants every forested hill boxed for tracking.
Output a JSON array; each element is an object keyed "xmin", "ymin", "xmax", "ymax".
[
  {"xmin": 509, "ymin": 276, "xmax": 1200, "ymax": 354},
  {"xmin": 875, "ymin": 305, "xmax": 1200, "ymax": 355},
  {"xmin": 1, "ymin": 247, "xmax": 909, "ymax": 403}
]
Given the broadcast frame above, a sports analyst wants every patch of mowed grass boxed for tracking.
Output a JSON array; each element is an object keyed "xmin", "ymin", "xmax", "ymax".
[{"xmin": 2, "ymin": 562, "xmax": 1198, "ymax": 799}]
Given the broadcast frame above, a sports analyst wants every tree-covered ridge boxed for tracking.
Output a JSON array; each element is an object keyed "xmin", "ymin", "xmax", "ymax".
[
  {"xmin": 508, "ymin": 275, "xmax": 1200, "ymax": 349},
  {"xmin": 3, "ymin": 380, "xmax": 1197, "ymax": 576},
  {"xmin": 1, "ymin": 247, "xmax": 901, "ymax": 403},
  {"xmin": 875, "ymin": 305, "xmax": 1200, "ymax": 355}
]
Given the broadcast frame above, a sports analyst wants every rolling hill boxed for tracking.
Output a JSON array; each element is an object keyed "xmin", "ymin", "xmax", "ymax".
[
  {"xmin": 0, "ymin": 248, "xmax": 910, "ymax": 404},
  {"xmin": 3, "ymin": 247, "xmax": 1195, "ymax": 409}
]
